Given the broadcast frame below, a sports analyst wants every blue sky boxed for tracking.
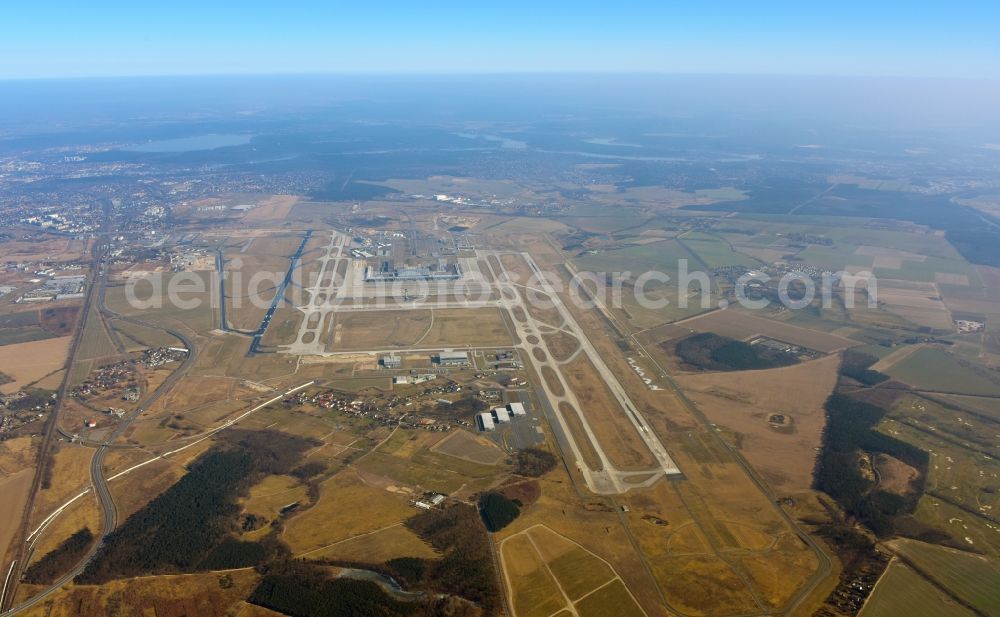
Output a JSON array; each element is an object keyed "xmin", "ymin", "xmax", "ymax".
[{"xmin": 3, "ymin": 1, "xmax": 999, "ymax": 79}]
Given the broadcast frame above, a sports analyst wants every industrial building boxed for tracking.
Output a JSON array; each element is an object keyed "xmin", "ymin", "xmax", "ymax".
[
  {"xmin": 436, "ymin": 351, "xmax": 470, "ymax": 366},
  {"xmin": 507, "ymin": 402, "xmax": 527, "ymax": 416},
  {"xmin": 477, "ymin": 411, "xmax": 495, "ymax": 431},
  {"xmin": 493, "ymin": 406, "xmax": 511, "ymax": 423}
]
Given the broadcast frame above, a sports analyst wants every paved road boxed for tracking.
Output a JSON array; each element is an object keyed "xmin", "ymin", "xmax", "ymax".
[
  {"xmin": 0, "ymin": 274, "xmax": 200, "ymax": 616},
  {"xmin": 0, "ymin": 200, "xmax": 111, "ymax": 614}
]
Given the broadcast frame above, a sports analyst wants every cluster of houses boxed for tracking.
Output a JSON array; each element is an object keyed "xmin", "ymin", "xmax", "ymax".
[
  {"xmin": 282, "ymin": 384, "xmax": 464, "ymax": 432},
  {"xmin": 71, "ymin": 360, "xmax": 134, "ymax": 400},
  {"xmin": 139, "ymin": 346, "xmax": 188, "ymax": 368}
]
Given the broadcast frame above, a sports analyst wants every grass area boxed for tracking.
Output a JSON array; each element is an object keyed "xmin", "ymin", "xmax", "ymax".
[
  {"xmin": 547, "ymin": 546, "xmax": 616, "ymax": 601},
  {"xmin": 574, "ymin": 239, "xmax": 692, "ymax": 275},
  {"xmin": 860, "ymin": 560, "xmax": 975, "ymax": 617},
  {"xmin": 305, "ymin": 523, "xmax": 438, "ymax": 563},
  {"xmin": 886, "ymin": 347, "xmax": 1000, "ymax": 395},
  {"xmin": 111, "ymin": 319, "xmax": 179, "ymax": 350},
  {"xmin": 892, "ymin": 539, "xmax": 1000, "ymax": 616},
  {"xmin": 76, "ymin": 307, "xmax": 117, "ymax": 360},
  {"xmin": 240, "ymin": 474, "xmax": 308, "ymax": 520},
  {"xmin": 105, "ymin": 274, "xmax": 217, "ymax": 334},
  {"xmin": 680, "ymin": 231, "xmax": 758, "ymax": 269},
  {"xmin": 281, "ymin": 471, "xmax": 416, "ymax": 555},
  {"xmin": 500, "ymin": 534, "xmax": 567, "ymax": 617},
  {"xmin": 575, "ymin": 579, "xmax": 646, "ymax": 617},
  {"xmin": 0, "ymin": 326, "xmax": 55, "ymax": 346}
]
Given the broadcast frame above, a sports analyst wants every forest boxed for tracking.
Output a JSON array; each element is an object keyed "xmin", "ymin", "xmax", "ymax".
[{"xmin": 814, "ymin": 393, "xmax": 929, "ymax": 536}]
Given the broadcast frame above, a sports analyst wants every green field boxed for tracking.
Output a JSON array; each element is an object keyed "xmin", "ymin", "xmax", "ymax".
[
  {"xmin": 574, "ymin": 239, "xmax": 693, "ymax": 276},
  {"xmin": 877, "ymin": 406, "xmax": 1000, "ymax": 558},
  {"xmin": 860, "ymin": 560, "xmax": 975, "ymax": 617},
  {"xmin": 679, "ymin": 231, "xmax": 758, "ymax": 269},
  {"xmin": 893, "ymin": 539, "xmax": 1000, "ymax": 616},
  {"xmin": 886, "ymin": 347, "xmax": 1000, "ymax": 395},
  {"xmin": 76, "ymin": 306, "xmax": 118, "ymax": 360},
  {"xmin": 111, "ymin": 319, "xmax": 181, "ymax": 349}
]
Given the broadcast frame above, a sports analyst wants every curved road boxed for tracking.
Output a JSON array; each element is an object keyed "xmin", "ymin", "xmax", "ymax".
[{"xmin": 1, "ymin": 275, "xmax": 199, "ymax": 616}]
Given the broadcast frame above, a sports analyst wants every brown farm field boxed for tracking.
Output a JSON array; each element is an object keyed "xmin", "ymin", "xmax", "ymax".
[
  {"xmin": 674, "ymin": 354, "xmax": 840, "ymax": 494},
  {"xmin": 0, "ymin": 468, "xmax": 34, "ymax": 566},
  {"xmin": 0, "ymin": 335, "xmax": 71, "ymax": 394}
]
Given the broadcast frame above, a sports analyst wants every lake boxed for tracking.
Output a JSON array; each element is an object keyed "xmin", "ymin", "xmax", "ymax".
[{"xmin": 125, "ymin": 133, "xmax": 254, "ymax": 153}]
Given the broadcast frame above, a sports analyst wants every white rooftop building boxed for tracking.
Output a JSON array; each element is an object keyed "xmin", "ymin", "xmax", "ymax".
[
  {"xmin": 507, "ymin": 402, "xmax": 527, "ymax": 416},
  {"xmin": 437, "ymin": 351, "xmax": 470, "ymax": 366},
  {"xmin": 478, "ymin": 412, "xmax": 495, "ymax": 431},
  {"xmin": 492, "ymin": 406, "xmax": 510, "ymax": 423}
]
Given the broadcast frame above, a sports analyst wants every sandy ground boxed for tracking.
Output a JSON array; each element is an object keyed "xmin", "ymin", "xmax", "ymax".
[
  {"xmin": 675, "ymin": 354, "xmax": 841, "ymax": 493},
  {"xmin": 0, "ymin": 335, "xmax": 71, "ymax": 394},
  {"xmin": 242, "ymin": 195, "xmax": 299, "ymax": 223}
]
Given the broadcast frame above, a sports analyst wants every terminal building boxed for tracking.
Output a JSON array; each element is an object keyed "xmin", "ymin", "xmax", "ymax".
[{"xmin": 364, "ymin": 261, "xmax": 462, "ymax": 283}]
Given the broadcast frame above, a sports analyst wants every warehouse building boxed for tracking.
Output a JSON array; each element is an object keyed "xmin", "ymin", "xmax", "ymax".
[
  {"xmin": 492, "ymin": 406, "xmax": 511, "ymax": 423},
  {"xmin": 436, "ymin": 351, "xmax": 470, "ymax": 366},
  {"xmin": 477, "ymin": 411, "xmax": 495, "ymax": 431},
  {"xmin": 507, "ymin": 402, "xmax": 527, "ymax": 416}
]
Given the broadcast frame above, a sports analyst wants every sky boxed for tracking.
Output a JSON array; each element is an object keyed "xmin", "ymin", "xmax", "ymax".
[{"xmin": 3, "ymin": 1, "xmax": 1000, "ymax": 79}]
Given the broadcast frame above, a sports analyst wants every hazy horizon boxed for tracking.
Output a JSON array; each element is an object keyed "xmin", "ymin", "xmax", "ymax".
[{"xmin": 4, "ymin": 1, "xmax": 1000, "ymax": 79}]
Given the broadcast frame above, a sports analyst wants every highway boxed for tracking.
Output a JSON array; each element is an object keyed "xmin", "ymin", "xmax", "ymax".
[
  {"xmin": 0, "ymin": 200, "xmax": 111, "ymax": 614},
  {"xmin": 0, "ymin": 259, "xmax": 200, "ymax": 615},
  {"xmin": 2, "ymin": 379, "xmax": 316, "ymax": 616}
]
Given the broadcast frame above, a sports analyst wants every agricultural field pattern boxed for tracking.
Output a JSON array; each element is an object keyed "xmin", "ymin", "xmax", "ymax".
[{"xmin": 1, "ymin": 75, "xmax": 1000, "ymax": 617}]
